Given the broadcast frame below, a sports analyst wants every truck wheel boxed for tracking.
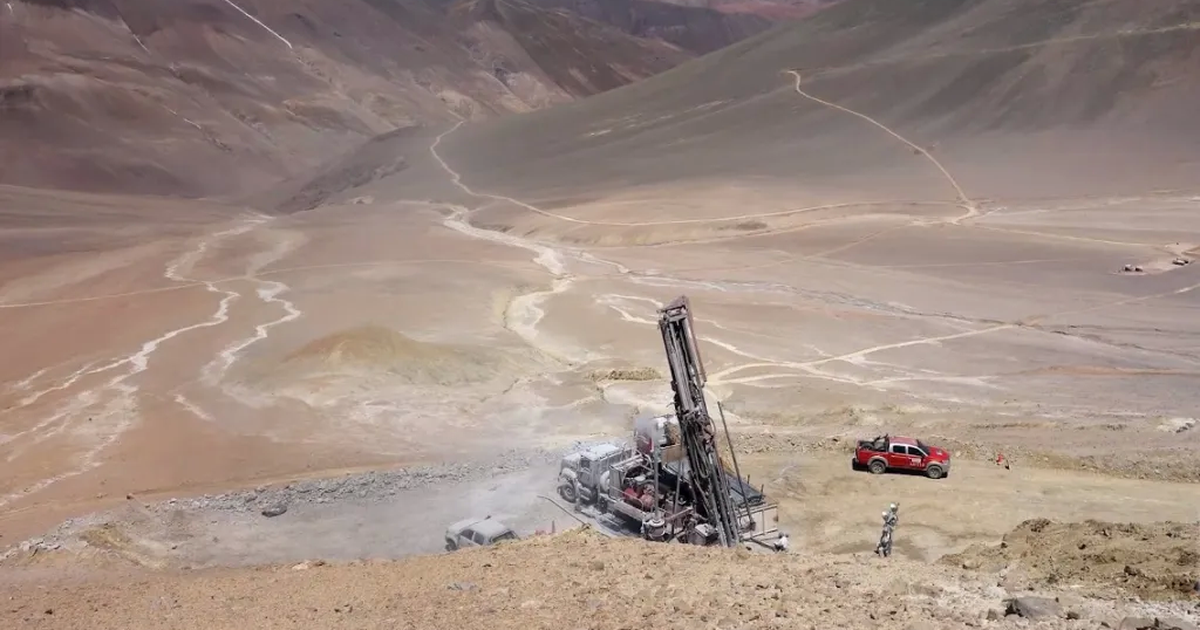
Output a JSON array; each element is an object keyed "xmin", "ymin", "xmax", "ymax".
[
  {"xmin": 445, "ymin": 539, "xmax": 458, "ymax": 552},
  {"xmin": 558, "ymin": 483, "xmax": 578, "ymax": 503},
  {"xmin": 851, "ymin": 459, "xmax": 865, "ymax": 472},
  {"xmin": 925, "ymin": 465, "xmax": 944, "ymax": 480},
  {"xmin": 868, "ymin": 459, "xmax": 887, "ymax": 475}
]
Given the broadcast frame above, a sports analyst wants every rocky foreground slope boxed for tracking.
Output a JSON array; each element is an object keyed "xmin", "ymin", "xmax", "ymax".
[{"xmin": 3, "ymin": 522, "xmax": 1197, "ymax": 630}]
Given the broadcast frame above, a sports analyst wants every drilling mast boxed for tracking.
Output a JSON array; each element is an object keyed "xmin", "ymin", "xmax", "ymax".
[{"xmin": 657, "ymin": 295, "xmax": 741, "ymax": 547}]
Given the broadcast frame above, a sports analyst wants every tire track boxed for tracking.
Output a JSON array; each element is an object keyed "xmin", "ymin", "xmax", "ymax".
[
  {"xmin": 429, "ymin": 124, "xmax": 827, "ymax": 362},
  {"xmin": 594, "ymin": 293, "xmax": 865, "ymax": 389},
  {"xmin": 430, "ymin": 102, "xmax": 1200, "ymax": 397},
  {"xmin": 426, "ymin": 122, "xmax": 1005, "ymax": 390},
  {"xmin": 508, "ymin": 199, "xmax": 917, "ymax": 228},
  {"xmin": 428, "ymin": 123, "xmax": 921, "ymax": 286},
  {"xmin": 713, "ymin": 277, "xmax": 1200, "ymax": 386},
  {"xmin": 971, "ymin": 223, "xmax": 1184, "ymax": 252},
  {"xmin": 0, "ymin": 259, "xmax": 535, "ymax": 311},
  {"xmin": 595, "ymin": 264, "xmax": 1200, "ymax": 391},
  {"xmin": 8, "ymin": 368, "xmax": 49, "ymax": 392},
  {"xmin": 709, "ymin": 323, "xmax": 1014, "ymax": 383},
  {"xmin": 430, "ymin": 124, "xmax": 585, "ymax": 365},
  {"xmin": 431, "ymin": 119, "xmax": 945, "ymax": 230},
  {"xmin": 1, "ymin": 221, "xmax": 260, "ymax": 446},
  {"xmin": 0, "ymin": 218, "xmax": 264, "ymax": 507},
  {"xmin": 430, "ymin": 123, "xmax": 569, "ymax": 276},
  {"xmin": 202, "ymin": 226, "xmax": 305, "ymax": 385},
  {"xmin": 3, "ymin": 360, "xmax": 101, "ymax": 419},
  {"xmin": 784, "ymin": 70, "xmax": 978, "ymax": 225}
]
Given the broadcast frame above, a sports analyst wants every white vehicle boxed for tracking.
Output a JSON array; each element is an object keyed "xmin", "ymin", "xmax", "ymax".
[
  {"xmin": 557, "ymin": 442, "xmax": 631, "ymax": 504},
  {"xmin": 444, "ymin": 516, "xmax": 519, "ymax": 551}
]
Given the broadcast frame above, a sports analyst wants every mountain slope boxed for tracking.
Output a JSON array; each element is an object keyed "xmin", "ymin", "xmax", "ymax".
[
  {"xmin": 659, "ymin": 0, "xmax": 842, "ymax": 20},
  {"xmin": 451, "ymin": 0, "xmax": 691, "ymax": 96},
  {"xmin": 526, "ymin": 0, "xmax": 777, "ymax": 53},
  {"xmin": 420, "ymin": 0, "xmax": 1200, "ymax": 210},
  {"xmin": 0, "ymin": 0, "xmax": 688, "ymax": 197}
]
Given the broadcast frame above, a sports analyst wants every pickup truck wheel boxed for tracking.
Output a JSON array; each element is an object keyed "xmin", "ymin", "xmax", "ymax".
[
  {"xmin": 868, "ymin": 459, "xmax": 887, "ymax": 475},
  {"xmin": 850, "ymin": 459, "xmax": 865, "ymax": 471},
  {"xmin": 445, "ymin": 539, "xmax": 458, "ymax": 552},
  {"xmin": 558, "ymin": 483, "xmax": 578, "ymax": 503},
  {"xmin": 925, "ymin": 465, "xmax": 944, "ymax": 480}
]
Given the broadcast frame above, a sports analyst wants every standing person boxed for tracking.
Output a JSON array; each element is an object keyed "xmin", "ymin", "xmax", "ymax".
[{"xmin": 876, "ymin": 503, "xmax": 899, "ymax": 557}]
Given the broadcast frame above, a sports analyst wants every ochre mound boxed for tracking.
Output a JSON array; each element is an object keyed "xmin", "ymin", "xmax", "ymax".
[{"xmin": 276, "ymin": 325, "xmax": 510, "ymax": 386}]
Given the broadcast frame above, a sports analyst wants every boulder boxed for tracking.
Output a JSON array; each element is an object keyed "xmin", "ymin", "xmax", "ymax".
[
  {"xmin": 261, "ymin": 503, "xmax": 288, "ymax": 517},
  {"xmin": 1003, "ymin": 596, "xmax": 1061, "ymax": 620}
]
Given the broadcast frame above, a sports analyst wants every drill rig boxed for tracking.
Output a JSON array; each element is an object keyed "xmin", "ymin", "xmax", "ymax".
[
  {"xmin": 555, "ymin": 295, "xmax": 778, "ymax": 547},
  {"xmin": 658, "ymin": 295, "xmax": 749, "ymax": 548}
]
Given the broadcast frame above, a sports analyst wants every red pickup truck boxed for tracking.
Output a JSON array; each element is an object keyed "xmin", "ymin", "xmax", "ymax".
[{"xmin": 852, "ymin": 434, "xmax": 950, "ymax": 479}]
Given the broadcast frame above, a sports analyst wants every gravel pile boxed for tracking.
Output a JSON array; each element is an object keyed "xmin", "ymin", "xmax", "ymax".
[
  {"xmin": 153, "ymin": 447, "xmax": 570, "ymax": 515},
  {"xmin": 167, "ymin": 439, "xmax": 624, "ymax": 516},
  {"xmin": 3, "ymin": 440, "xmax": 628, "ymax": 558}
]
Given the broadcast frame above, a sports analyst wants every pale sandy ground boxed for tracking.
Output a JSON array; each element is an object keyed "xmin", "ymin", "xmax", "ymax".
[
  {"xmin": 1, "ymin": 117, "xmax": 1199, "ymax": 625},
  {"xmin": 3, "ymin": 124, "xmax": 1199, "ymax": 524}
]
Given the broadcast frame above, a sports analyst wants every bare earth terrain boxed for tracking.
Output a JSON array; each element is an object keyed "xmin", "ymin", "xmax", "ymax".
[
  {"xmin": 1, "ymin": 0, "xmax": 694, "ymax": 196},
  {"xmin": 2, "ymin": 0, "xmax": 1200, "ymax": 627}
]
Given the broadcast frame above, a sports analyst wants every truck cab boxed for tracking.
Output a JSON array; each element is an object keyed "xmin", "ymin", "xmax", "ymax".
[{"xmin": 558, "ymin": 443, "xmax": 630, "ymax": 504}]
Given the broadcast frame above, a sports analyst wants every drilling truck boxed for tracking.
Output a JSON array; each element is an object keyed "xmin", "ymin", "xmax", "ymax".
[{"xmin": 556, "ymin": 296, "xmax": 779, "ymax": 546}]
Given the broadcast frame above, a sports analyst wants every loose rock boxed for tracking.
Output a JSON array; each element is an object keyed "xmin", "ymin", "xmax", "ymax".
[
  {"xmin": 1118, "ymin": 619, "xmax": 1200, "ymax": 630},
  {"xmin": 1004, "ymin": 596, "xmax": 1061, "ymax": 620},
  {"xmin": 142, "ymin": 447, "xmax": 571, "ymax": 516}
]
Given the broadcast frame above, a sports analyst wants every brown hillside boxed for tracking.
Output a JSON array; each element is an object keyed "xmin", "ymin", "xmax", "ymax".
[
  {"xmin": 0, "ymin": 0, "xmax": 687, "ymax": 197},
  {"xmin": 525, "ymin": 0, "xmax": 777, "ymax": 54},
  {"xmin": 452, "ymin": 0, "xmax": 690, "ymax": 96},
  {"xmin": 424, "ymin": 0, "xmax": 1200, "ymax": 205},
  {"xmin": 4, "ymin": 526, "xmax": 1197, "ymax": 630},
  {"xmin": 942, "ymin": 518, "xmax": 1200, "ymax": 601}
]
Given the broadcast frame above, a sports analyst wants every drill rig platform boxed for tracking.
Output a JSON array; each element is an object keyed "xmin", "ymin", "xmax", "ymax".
[{"xmin": 555, "ymin": 295, "xmax": 779, "ymax": 547}]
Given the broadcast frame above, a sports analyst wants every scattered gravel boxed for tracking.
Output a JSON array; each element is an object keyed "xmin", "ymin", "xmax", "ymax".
[
  {"xmin": 2, "ymin": 441, "xmax": 624, "ymax": 559},
  {"xmin": 149, "ymin": 445, "xmax": 611, "ymax": 515}
]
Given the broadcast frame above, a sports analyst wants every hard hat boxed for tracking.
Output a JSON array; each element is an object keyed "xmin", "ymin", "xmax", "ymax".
[{"xmin": 889, "ymin": 503, "xmax": 898, "ymax": 510}]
